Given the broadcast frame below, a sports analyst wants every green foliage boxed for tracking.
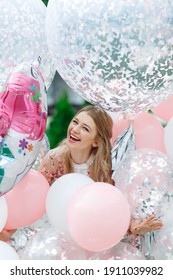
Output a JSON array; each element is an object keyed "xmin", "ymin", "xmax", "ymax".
[
  {"xmin": 42, "ymin": 0, "xmax": 49, "ymax": 6},
  {"xmin": 46, "ymin": 91, "xmax": 76, "ymax": 148}
]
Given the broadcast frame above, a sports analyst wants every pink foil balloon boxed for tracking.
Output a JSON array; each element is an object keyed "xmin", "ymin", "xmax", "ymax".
[
  {"xmin": 0, "ymin": 63, "xmax": 47, "ymax": 196},
  {"xmin": 111, "ymin": 112, "xmax": 166, "ymax": 153},
  {"xmin": 4, "ymin": 169, "xmax": 49, "ymax": 230},
  {"xmin": 67, "ymin": 182, "xmax": 130, "ymax": 252},
  {"xmin": 152, "ymin": 95, "xmax": 173, "ymax": 122}
]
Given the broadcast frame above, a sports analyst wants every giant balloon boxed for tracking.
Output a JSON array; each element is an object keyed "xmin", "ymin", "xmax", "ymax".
[
  {"xmin": 0, "ymin": 63, "xmax": 47, "ymax": 195},
  {"xmin": 46, "ymin": 0, "xmax": 173, "ymax": 114},
  {"xmin": 0, "ymin": 0, "xmax": 55, "ymax": 89}
]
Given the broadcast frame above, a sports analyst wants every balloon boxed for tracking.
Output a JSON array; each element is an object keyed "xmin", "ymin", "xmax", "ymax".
[
  {"xmin": 46, "ymin": 173, "xmax": 94, "ymax": 236},
  {"xmin": 152, "ymin": 229, "xmax": 173, "ymax": 260},
  {"xmin": 0, "ymin": 241, "xmax": 19, "ymax": 260},
  {"xmin": 91, "ymin": 242, "xmax": 145, "ymax": 260},
  {"xmin": 67, "ymin": 182, "xmax": 130, "ymax": 252},
  {"xmin": 111, "ymin": 112, "xmax": 166, "ymax": 153},
  {"xmin": 0, "ymin": 0, "xmax": 55, "ymax": 89},
  {"xmin": 164, "ymin": 117, "xmax": 173, "ymax": 159},
  {"xmin": 21, "ymin": 226, "xmax": 87, "ymax": 260},
  {"xmin": 46, "ymin": 0, "xmax": 173, "ymax": 115},
  {"xmin": 4, "ymin": 169, "xmax": 49, "ymax": 230},
  {"xmin": 152, "ymin": 203, "xmax": 173, "ymax": 259},
  {"xmin": 114, "ymin": 149, "xmax": 173, "ymax": 219},
  {"xmin": 0, "ymin": 63, "xmax": 47, "ymax": 195},
  {"xmin": 8, "ymin": 213, "xmax": 51, "ymax": 256},
  {"xmin": 0, "ymin": 196, "xmax": 8, "ymax": 231},
  {"xmin": 152, "ymin": 95, "xmax": 173, "ymax": 122}
]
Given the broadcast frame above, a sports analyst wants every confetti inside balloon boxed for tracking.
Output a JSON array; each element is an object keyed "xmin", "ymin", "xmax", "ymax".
[
  {"xmin": 20, "ymin": 226, "xmax": 87, "ymax": 260},
  {"xmin": 46, "ymin": 0, "xmax": 173, "ymax": 114},
  {"xmin": 114, "ymin": 149, "xmax": 173, "ymax": 219},
  {"xmin": 0, "ymin": 0, "xmax": 55, "ymax": 89},
  {"xmin": 90, "ymin": 242, "xmax": 145, "ymax": 260}
]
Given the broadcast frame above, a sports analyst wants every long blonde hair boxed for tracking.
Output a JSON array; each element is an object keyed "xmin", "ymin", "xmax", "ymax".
[{"xmin": 60, "ymin": 105, "xmax": 113, "ymax": 184}]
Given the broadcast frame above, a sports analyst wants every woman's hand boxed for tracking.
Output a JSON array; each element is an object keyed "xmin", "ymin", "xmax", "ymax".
[
  {"xmin": 0, "ymin": 229, "xmax": 16, "ymax": 242},
  {"xmin": 130, "ymin": 215, "xmax": 163, "ymax": 235}
]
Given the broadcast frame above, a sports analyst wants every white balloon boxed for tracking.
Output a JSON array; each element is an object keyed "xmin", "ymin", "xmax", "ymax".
[
  {"xmin": 164, "ymin": 117, "xmax": 173, "ymax": 159},
  {"xmin": 0, "ymin": 241, "xmax": 19, "ymax": 260},
  {"xmin": 0, "ymin": 196, "xmax": 8, "ymax": 232},
  {"xmin": 46, "ymin": 173, "xmax": 93, "ymax": 236}
]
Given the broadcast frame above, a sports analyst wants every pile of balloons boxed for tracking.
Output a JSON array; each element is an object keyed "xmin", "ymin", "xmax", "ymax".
[{"xmin": 1, "ymin": 0, "xmax": 173, "ymax": 260}]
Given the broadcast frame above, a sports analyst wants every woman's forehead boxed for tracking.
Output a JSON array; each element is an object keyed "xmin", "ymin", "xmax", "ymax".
[{"xmin": 75, "ymin": 111, "xmax": 96, "ymax": 127}]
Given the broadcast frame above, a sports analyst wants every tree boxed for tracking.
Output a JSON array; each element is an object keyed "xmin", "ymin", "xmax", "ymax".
[
  {"xmin": 42, "ymin": 0, "xmax": 49, "ymax": 6},
  {"xmin": 46, "ymin": 90, "xmax": 76, "ymax": 148}
]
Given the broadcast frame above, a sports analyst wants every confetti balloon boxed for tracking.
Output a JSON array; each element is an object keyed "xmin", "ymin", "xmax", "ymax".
[
  {"xmin": 0, "ymin": 0, "xmax": 55, "ymax": 89},
  {"xmin": 114, "ymin": 149, "xmax": 173, "ymax": 219},
  {"xmin": 46, "ymin": 0, "xmax": 173, "ymax": 114},
  {"xmin": 90, "ymin": 242, "xmax": 145, "ymax": 260},
  {"xmin": 152, "ymin": 204, "xmax": 173, "ymax": 259},
  {"xmin": 20, "ymin": 226, "xmax": 87, "ymax": 260},
  {"xmin": 0, "ymin": 63, "xmax": 47, "ymax": 195}
]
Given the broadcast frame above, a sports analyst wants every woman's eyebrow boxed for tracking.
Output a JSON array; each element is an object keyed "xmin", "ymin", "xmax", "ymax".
[{"xmin": 75, "ymin": 117, "xmax": 91, "ymax": 130}]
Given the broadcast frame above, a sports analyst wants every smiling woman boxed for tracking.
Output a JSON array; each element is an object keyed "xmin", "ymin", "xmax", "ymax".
[{"xmin": 38, "ymin": 105, "xmax": 113, "ymax": 184}]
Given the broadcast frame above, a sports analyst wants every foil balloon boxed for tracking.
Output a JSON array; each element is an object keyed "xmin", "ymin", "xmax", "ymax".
[
  {"xmin": 0, "ymin": 62, "xmax": 47, "ymax": 195},
  {"xmin": 114, "ymin": 149, "xmax": 173, "ymax": 220},
  {"xmin": 46, "ymin": 0, "xmax": 173, "ymax": 115},
  {"xmin": 0, "ymin": 0, "xmax": 55, "ymax": 89},
  {"xmin": 20, "ymin": 226, "xmax": 87, "ymax": 260}
]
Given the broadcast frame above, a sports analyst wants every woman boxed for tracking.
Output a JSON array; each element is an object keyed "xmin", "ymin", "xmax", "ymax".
[
  {"xmin": 39, "ymin": 105, "xmax": 113, "ymax": 184},
  {"xmin": 39, "ymin": 104, "xmax": 163, "ymax": 236}
]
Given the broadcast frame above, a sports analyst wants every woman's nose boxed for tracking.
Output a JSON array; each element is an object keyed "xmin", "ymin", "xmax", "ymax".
[{"xmin": 72, "ymin": 125, "xmax": 80, "ymax": 133}]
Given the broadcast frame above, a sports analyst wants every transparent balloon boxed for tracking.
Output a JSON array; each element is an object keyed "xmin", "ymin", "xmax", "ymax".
[
  {"xmin": 114, "ymin": 149, "xmax": 173, "ymax": 219},
  {"xmin": 90, "ymin": 242, "xmax": 145, "ymax": 260},
  {"xmin": 9, "ymin": 214, "xmax": 51, "ymax": 257},
  {"xmin": 152, "ymin": 203, "xmax": 173, "ymax": 259},
  {"xmin": 20, "ymin": 226, "xmax": 87, "ymax": 260},
  {"xmin": 0, "ymin": 0, "xmax": 55, "ymax": 89},
  {"xmin": 46, "ymin": 0, "xmax": 173, "ymax": 115},
  {"xmin": 152, "ymin": 228, "xmax": 173, "ymax": 260}
]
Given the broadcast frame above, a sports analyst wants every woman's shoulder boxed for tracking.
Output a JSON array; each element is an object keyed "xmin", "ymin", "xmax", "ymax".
[
  {"xmin": 38, "ymin": 144, "xmax": 68, "ymax": 184},
  {"xmin": 45, "ymin": 144, "xmax": 68, "ymax": 160}
]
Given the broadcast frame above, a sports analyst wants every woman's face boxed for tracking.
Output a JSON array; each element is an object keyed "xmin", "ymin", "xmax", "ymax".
[{"xmin": 67, "ymin": 111, "xmax": 98, "ymax": 152}]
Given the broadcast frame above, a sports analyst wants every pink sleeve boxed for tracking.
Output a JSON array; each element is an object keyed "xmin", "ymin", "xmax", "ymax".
[{"xmin": 38, "ymin": 147, "xmax": 65, "ymax": 184}]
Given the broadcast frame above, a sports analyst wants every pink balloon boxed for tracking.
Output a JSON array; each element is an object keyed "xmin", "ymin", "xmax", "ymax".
[
  {"xmin": 152, "ymin": 94, "xmax": 173, "ymax": 122},
  {"xmin": 4, "ymin": 169, "xmax": 49, "ymax": 230},
  {"xmin": 67, "ymin": 182, "xmax": 130, "ymax": 252},
  {"xmin": 111, "ymin": 112, "xmax": 166, "ymax": 153}
]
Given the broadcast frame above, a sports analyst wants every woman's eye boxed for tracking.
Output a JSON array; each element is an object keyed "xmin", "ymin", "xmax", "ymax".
[
  {"xmin": 83, "ymin": 127, "xmax": 89, "ymax": 132},
  {"xmin": 72, "ymin": 119, "xmax": 78, "ymax": 124}
]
